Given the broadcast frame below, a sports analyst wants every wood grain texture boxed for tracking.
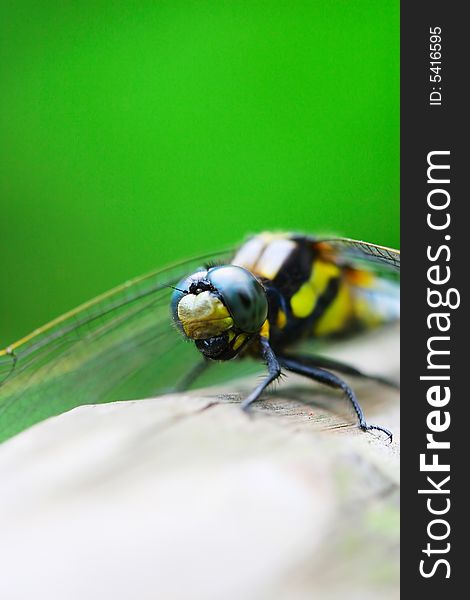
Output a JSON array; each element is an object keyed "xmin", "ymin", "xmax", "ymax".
[{"xmin": 0, "ymin": 326, "xmax": 399, "ymax": 600}]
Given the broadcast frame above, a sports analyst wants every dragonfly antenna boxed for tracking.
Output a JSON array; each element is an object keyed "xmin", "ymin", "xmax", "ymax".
[{"xmin": 167, "ymin": 285, "xmax": 187, "ymax": 294}]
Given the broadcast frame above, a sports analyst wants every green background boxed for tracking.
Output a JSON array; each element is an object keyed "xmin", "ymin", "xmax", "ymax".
[{"xmin": 0, "ymin": 1, "xmax": 399, "ymax": 347}]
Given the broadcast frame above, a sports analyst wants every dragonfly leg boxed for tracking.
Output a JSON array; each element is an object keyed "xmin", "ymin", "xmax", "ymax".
[
  {"xmin": 279, "ymin": 355, "xmax": 393, "ymax": 441},
  {"xmin": 241, "ymin": 337, "xmax": 282, "ymax": 411},
  {"xmin": 282, "ymin": 352, "xmax": 399, "ymax": 390},
  {"xmin": 174, "ymin": 359, "xmax": 211, "ymax": 392}
]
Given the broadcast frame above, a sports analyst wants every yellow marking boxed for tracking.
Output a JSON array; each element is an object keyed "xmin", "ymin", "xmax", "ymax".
[
  {"xmin": 177, "ymin": 291, "xmax": 233, "ymax": 339},
  {"xmin": 259, "ymin": 319, "xmax": 270, "ymax": 338},
  {"xmin": 290, "ymin": 260, "xmax": 341, "ymax": 319},
  {"xmin": 313, "ymin": 283, "xmax": 352, "ymax": 336},
  {"xmin": 310, "ymin": 260, "xmax": 340, "ymax": 291},
  {"xmin": 232, "ymin": 334, "xmax": 247, "ymax": 351},
  {"xmin": 290, "ymin": 282, "xmax": 316, "ymax": 318},
  {"xmin": 276, "ymin": 310, "xmax": 287, "ymax": 329}
]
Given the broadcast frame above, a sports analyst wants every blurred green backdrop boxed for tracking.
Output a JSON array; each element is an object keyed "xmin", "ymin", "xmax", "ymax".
[{"xmin": 0, "ymin": 1, "xmax": 399, "ymax": 347}]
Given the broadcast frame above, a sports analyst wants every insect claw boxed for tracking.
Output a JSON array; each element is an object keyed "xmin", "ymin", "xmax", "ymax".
[{"xmin": 360, "ymin": 422, "xmax": 393, "ymax": 443}]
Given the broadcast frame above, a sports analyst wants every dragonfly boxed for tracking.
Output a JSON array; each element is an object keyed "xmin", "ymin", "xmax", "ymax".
[{"xmin": 0, "ymin": 232, "xmax": 399, "ymax": 444}]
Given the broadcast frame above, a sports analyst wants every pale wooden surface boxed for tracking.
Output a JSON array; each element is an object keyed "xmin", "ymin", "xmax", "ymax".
[{"xmin": 0, "ymin": 326, "xmax": 399, "ymax": 600}]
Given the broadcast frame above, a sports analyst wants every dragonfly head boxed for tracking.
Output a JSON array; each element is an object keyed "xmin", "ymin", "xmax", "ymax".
[{"xmin": 171, "ymin": 265, "xmax": 268, "ymax": 360}]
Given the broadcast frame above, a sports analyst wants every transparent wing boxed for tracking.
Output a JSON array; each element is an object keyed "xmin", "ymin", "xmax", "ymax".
[
  {"xmin": 296, "ymin": 235, "xmax": 400, "ymax": 365},
  {"xmin": 0, "ymin": 250, "xmax": 234, "ymax": 443},
  {"xmin": 0, "ymin": 235, "xmax": 400, "ymax": 443},
  {"xmin": 313, "ymin": 237, "xmax": 400, "ymax": 273}
]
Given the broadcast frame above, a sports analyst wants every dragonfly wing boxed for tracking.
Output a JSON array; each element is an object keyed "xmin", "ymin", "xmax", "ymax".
[
  {"xmin": 313, "ymin": 237, "xmax": 400, "ymax": 273},
  {"xmin": 298, "ymin": 235, "xmax": 400, "ymax": 335},
  {"xmin": 292, "ymin": 236, "xmax": 400, "ymax": 369},
  {"xmin": 0, "ymin": 250, "xmax": 233, "ymax": 443}
]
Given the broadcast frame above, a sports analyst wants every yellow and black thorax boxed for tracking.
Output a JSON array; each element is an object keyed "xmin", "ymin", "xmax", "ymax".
[{"xmin": 232, "ymin": 232, "xmax": 399, "ymax": 351}]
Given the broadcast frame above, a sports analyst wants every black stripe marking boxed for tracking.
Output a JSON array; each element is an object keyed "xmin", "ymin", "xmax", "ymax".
[{"xmin": 271, "ymin": 239, "xmax": 317, "ymax": 297}]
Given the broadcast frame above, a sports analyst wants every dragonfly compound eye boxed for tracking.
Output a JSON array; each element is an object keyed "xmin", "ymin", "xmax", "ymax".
[{"xmin": 206, "ymin": 266, "xmax": 268, "ymax": 333}]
